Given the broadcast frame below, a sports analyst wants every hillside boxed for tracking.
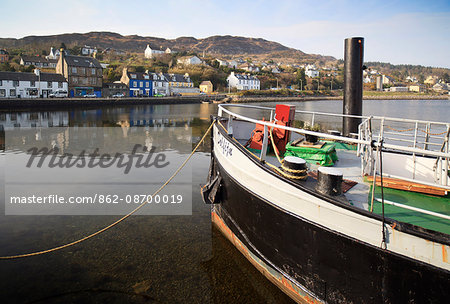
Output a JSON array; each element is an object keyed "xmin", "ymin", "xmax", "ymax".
[{"xmin": 0, "ymin": 31, "xmax": 330, "ymax": 61}]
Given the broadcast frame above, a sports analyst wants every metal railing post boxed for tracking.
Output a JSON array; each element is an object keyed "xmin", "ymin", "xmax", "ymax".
[
  {"xmin": 444, "ymin": 125, "xmax": 449, "ymax": 186},
  {"xmin": 260, "ymin": 125, "xmax": 268, "ymax": 161}
]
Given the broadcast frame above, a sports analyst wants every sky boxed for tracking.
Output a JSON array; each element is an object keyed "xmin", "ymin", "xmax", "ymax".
[{"xmin": 1, "ymin": 0, "xmax": 449, "ymax": 68}]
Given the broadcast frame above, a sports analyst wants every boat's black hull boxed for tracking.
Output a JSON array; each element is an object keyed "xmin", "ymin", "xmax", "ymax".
[{"xmin": 212, "ymin": 155, "xmax": 450, "ymax": 303}]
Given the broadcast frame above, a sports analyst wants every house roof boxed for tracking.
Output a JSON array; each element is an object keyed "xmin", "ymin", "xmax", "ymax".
[
  {"xmin": 163, "ymin": 73, "xmax": 192, "ymax": 83},
  {"xmin": 200, "ymin": 81, "xmax": 212, "ymax": 86},
  {"xmin": 127, "ymin": 71, "xmax": 150, "ymax": 80},
  {"xmin": 0, "ymin": 71, "xmax": 66, "ymax": 82},
  {"xmin": 21, "ymin": 56, "xmax": 57, "ymax": 64},
  {"xmin": 231, "ymin": 73, "xmax": 259, "ymax": 81},
  {"xmin": 64, "ymin": 55, "xmax": 102, "ymax": 68}
]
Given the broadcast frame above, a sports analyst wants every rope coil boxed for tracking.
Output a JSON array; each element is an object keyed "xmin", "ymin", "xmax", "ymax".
[
  {"xmin": 0, "ymin": 121, "xmax": 215, "ymax": 260},
  {"xmin": 280, "ymin": 165, "xmax": 307, "ymax": 174}
]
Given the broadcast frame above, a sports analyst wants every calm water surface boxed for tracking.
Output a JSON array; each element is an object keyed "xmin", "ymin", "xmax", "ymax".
[{"xmin": 0, "ymin": 100, "xmax": 448, "ymax": 303}]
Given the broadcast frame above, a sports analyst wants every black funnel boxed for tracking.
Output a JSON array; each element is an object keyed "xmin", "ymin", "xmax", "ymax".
[{"xmin": 343, "ymin": 37, "xmax": 364, "ymax": 137}]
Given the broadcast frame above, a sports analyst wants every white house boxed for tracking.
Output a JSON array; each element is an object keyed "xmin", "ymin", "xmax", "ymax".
[
  {"xmin": 46, "ymin": 47, "xmax": 59, "ymax": 59},
  {"xmin": 216, "ymin": 59, "xmax": 228, "ymax": 66},
  {"xmin": 144, "ymin": 45, "xmax": 164, "ymax": 59},
  {"xmin": 390, "ymin": 86, "xmax": 408, "ymax": 92},
  {"xmin": 177, "ymin": 56, "xmax": 202, "ymax": 65},
  {"xmin": 0, "ymin": 70, "xmax": 68, "ymax": 98},
  {"xmin": 228, "ymin": 60, "xmax": 238, "ymax": 69},
  {"xmin": 148, "ymin": 72, "xmax": 170, "ymax": 96},
  {"xmin": 305, "ymin": 64, "xmax": 319, "ymax": 78},
  {"xmin": 227, "ymin": 72, "xmax": 260, "ymax": 91},
  {"xmin": 405, "ymin": 76, "xmax": 418, "ymax": 83},
  {"xmin": 364, "ymin": 76, "xmax": 373, "ymax": 83},
  {"xmin": 238, "ymin": 63, "xmax": 260, "ymax": 73},
  {"xmin": 382, "ymin": 75, "xmax": 394, "ymax": 84},
  {"xmin": 81, "ymin": 45, "xmax": 97, "ymax": 56},
  {"xmin": 432, "ymin": 82, "xmax": 449, "ymax": 92},
  {"xmin": 271, "ymin": 67, "xmax": 281, "ymax": 74},
  {"xmin": 165, "ymin": 47, "xmax": 176, "ymax": 54}
]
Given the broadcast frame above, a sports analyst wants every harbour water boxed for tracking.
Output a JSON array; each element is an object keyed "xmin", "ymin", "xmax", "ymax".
[{"xmin": 0, "ymin": 99, "xmax": 448, "ymax": 303}]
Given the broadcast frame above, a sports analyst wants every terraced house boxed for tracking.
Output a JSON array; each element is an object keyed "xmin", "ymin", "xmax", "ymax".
[
  {"xmin": 121, "ymin": 68, "xmax": 153, "ymax": 97},
  {"xmin": 56, "ymin": 50, "xmax": 103, "ymax": 97},
  {"xmin": 227, "ymin": 72, "xmax": 260, "ymax": 91},
  {"xmin": 164, "ymin": 73, "xmax": 199, "ymax": 95},
  {"xmin": 20, "ymin": 56, "xmax": 57, "ymax": 69},
  {"xmin": 0, "ymin": 70, "xmax": 67, "ymax": 98}
]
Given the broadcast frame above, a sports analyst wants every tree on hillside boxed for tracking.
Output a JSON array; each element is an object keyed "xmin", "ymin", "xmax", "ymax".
[
  {"xmin": 296, "ymin": 68, "xmax": 306, "ymax": 90},
  {"xmin": 211, "ymin": 59, "xmax": 220, "ymax": 69},
  {"xmin": 135, "ymin": 66, "xmax": 146, "ymax": 73},
  {"xmin": 0, "ymin": 62, "xmax": 16, "ymax": 72},
  {"xmin": 70, "ymin": 46, "xmax": 81, "ymax": 56},
  {"xmin": 59, "ymin": 43, "xmax": 66, "ymax": 50}
]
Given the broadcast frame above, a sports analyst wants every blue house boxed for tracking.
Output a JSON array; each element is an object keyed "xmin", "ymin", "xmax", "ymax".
[{"xmin": 121, "ymin": 68, "xmax": 153, "ymax": 97}]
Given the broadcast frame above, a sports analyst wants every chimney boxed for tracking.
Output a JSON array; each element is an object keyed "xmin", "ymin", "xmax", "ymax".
[{"xmin": 60, "ymin": 48, "xmax": 65, "ymax": 78}]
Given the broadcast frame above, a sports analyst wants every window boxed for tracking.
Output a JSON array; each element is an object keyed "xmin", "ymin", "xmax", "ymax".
[
  {"xmin": 58, "ymin": 82, "xmax": 63, "ymax": 88},
  {"xmin": 90, "ymin": 77, "xmax": 96, "ymax": 85},
  {"xmin": 72, "ymin": 77, "xmax": 78, "ymax": 84},
  {"xmin": 72, "ymin": 67, "xmax": 77, "ymax": 74},
  {"xmin": 140, "ymin": 81, "xmax": 143, "ymax": 87},
  {"xmin": 0, "ymin": 80, "xmax": 2, "ymax": 86},
  {"xmin": 30, "ymin": 80, "xmax": 35, "ymax": 87},
  {"xmin": 0, "ymin": 89, "xmax": 5, "ymax": 97},
  {"xmin": 10, "ymin": 89, "xmax": 16, "ymax": 96},
  {"xmin": 47, "ymin": 81, "xmax": 52, "ymax": 88},
  {"xmin": 145, "ymin": 82, "xmax": 149, "ymax": 88},
  {"xmin": 133, "ymin": 81, "xmax": 137, "ymax": 88},
  {"xmin": 79, "ymin": 68, "xmax": 85, "ymax": 75},
  {"xmin": 91, "ymin": 68, "xmax": 96, "ymax": 75},
  {"xmin": 13, "ymin": 80, "xmax": 19, "ymax": 87}
]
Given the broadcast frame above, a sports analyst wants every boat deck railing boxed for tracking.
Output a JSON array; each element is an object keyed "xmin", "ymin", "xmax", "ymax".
[{"xmin": 218, "ymin": 104, "xmax": 450, "ymax": 189}]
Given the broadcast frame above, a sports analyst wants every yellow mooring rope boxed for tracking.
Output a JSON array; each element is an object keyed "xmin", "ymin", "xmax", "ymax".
[
  {"xmin": 267, "ymin": 125, "xmax": 308, "ymax": 180},
  {"xmin": 0, "ymin": 121, "xmax": 215, "ymax": 260}
]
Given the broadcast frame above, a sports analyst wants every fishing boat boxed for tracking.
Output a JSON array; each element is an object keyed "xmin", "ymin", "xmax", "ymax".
[{"xmin": 202, "ymin": 103, "xmax": 449, "ymax": 303}]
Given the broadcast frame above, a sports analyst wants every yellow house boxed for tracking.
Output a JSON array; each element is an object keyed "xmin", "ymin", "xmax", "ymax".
[
  {"xmin": 199, "ymin": 81, "xmax": 213, "ymax": 93},
  {"xmin": 409, "ymin": 84, "xmax": 425, "ymax": 93},
  {"xmin": 424, "ymin": 76, "xmax": 439, "ymax": 86}
]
